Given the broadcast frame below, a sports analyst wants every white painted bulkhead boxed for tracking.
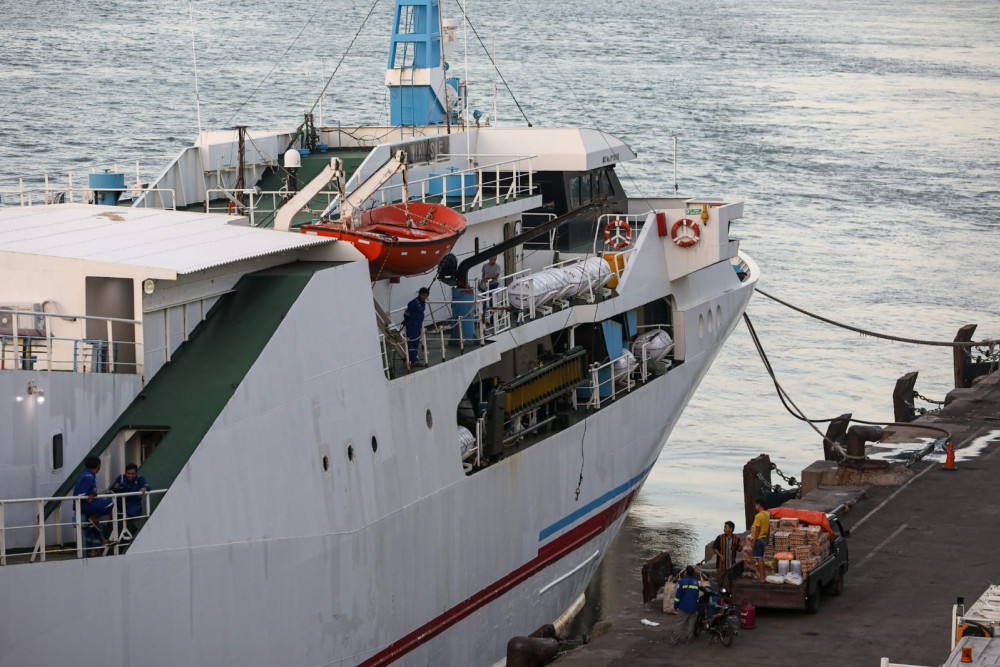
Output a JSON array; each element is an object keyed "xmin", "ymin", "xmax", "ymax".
[{"xmin": 0, "ymin": 219, "xmax": 757, "ymax": 666}]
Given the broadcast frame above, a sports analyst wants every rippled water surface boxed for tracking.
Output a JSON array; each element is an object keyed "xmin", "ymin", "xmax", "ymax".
[{"xmin": 2, "ymin": 0, "xmax": 998, "ymax": 624}]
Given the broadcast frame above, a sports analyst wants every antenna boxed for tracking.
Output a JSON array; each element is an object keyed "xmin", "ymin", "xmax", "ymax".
[
  {"xmin": 188, "ymin": 0, "xmax": 204, "ymax": 138},
  {"xmin": 462, "ymin": 0, "xmax": 471, "ymax": 163},
  {"xmin": 673, "ymin": 136, "xmax": 678, "ymax": 195}
]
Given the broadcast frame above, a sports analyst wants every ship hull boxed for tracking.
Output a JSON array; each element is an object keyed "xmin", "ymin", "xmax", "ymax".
[{"xmin": 0, "ymin": 252, "xmax": 757, "ymax": 666}]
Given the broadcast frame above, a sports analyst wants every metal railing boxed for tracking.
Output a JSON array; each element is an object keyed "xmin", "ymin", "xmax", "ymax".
[
  {"xmin": 0, "ymin": 308, "xmax": 142, "ymax": 374},
  {"xmin": 0, "ymin": 489, "xmax": 166, "ymax": 565},
  {"xmin": 593, "ymin": 212, "xmax": 648, "ymax": 256},
  {"xmin": 205, "ymin": 187, "xmax": 340, "ymax": 227},
  {"xmin": 0, "ymin": 160, "xmax": 180, "ymax": 209}
]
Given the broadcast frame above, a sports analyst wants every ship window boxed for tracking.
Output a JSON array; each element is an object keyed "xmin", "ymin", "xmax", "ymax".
[
  {"xmin": 371, "ymin": 436, "xmax": 378, "ymax": 453},
  {"xmin": 568, "ymin": 176, "xmax": 581, "ymax": 209},
  {"xmin": 398, "ymin": 5, "xmax": 417, "ymax": 33},
  {"xmin": 322, "ymin": 455, "xmax": 330, "ymax": 472},
  {"xmin": 426, "ymin": 409, "xmax": 433, "ymax": 429},
  {"xmin": 580, "ymin": 172, "xmax": 592, "ymax": 203},
  {"xmin": 347, "ymin": 444, "xmax": 355, "ymax": 462},
  {"xmin": 52, "ymin": 433, "xmax": 63, "ymax": 470}
]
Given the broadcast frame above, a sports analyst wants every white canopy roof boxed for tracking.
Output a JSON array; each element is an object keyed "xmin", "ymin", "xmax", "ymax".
[{"xmin": 0, "ymin": 204, "xmax": 334, "ymax": 276}]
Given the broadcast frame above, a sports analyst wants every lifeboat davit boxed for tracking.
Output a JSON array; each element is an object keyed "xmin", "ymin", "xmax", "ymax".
[{"xmin": 301, "ymin": 201, "xmax": 466, "ymax": 280}]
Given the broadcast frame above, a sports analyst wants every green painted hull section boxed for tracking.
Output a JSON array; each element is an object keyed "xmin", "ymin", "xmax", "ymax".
[{"xmin": 48, "ymin": 262, "xmax": 339, "ymax": 517}]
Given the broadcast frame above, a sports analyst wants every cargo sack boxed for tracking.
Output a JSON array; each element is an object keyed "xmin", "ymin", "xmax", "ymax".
[{"xmin": 663, "ymin": 578, "xmax": 679, "ymax": 614}]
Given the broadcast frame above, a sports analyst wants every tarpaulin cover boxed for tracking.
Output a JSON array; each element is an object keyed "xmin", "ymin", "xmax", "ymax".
[{"xmin": 769, "ymin": 507, "xmax": 835, "ymax": 539}]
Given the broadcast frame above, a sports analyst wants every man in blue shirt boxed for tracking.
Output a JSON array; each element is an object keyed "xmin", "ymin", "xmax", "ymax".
[
  {"xmin": 73, "ymin": 456, "xmax": 113, "ymax": 546},
  {"xmin": 110, "ymin": 463, "xmax": 150, "ymax": 519},
  {"xmin": 403, "ymin": 287, "xmax": 429, "ymax": 366},
  {"xmin": 670, "ymin": 565, "xmax": 700, "ymax": 645}
]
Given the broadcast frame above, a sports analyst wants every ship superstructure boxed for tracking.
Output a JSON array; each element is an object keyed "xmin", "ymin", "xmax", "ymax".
[{"xmin": 0, "ymin": 3, "xmax": 758, "ymax": 665}]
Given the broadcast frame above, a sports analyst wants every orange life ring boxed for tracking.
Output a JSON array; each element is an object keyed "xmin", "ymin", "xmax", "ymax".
[
  {"xmin": 227, "ymin": 201, "xmax": 237, "ymax": 214},
  {"xmin": 604, "ymin": 219, "xmax": 632, "ymax": 249},
  {"xmin": 670, "ymin": 218, "xmax": 700, "ymax": 248}
]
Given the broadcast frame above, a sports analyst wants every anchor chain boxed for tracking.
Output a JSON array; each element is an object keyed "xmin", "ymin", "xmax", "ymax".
[{"xmin": 914, "ymin": 391, "xmax": 945, "ymax": 406}]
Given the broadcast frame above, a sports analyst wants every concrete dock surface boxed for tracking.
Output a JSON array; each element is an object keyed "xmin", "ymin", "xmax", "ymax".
[{"xmin": 555, "ymin": 371, "xmax": 1000, "ymax": 667}]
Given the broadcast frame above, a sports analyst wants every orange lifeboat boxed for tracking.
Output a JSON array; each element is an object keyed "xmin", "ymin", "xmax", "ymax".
[{"xmin": 301, "ymin": 201, "xmax": 466, "ymax": 280}]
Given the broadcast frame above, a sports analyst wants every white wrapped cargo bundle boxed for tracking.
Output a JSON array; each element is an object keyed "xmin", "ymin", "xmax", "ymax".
[
  {"xmin": 508, "ymin": 258, "xmax": 613, "ymax": 311},
  {"xmin": 631, "ymin": 328, "xmax": 674, "ymax": 362},
  {"xmin": 508, "ymin": 268, "xmax": 572, "ymax": 310},
  {"xmin": 458, "ymin": 426, "xmax": 477, "ymax": 460},
  {"xmin": 612, "ymin": 350, "xmax": 638, "ymax": 383},
  {"xmin": 561, "ymin": 257, "xmax": 613, "ymax": 298}
]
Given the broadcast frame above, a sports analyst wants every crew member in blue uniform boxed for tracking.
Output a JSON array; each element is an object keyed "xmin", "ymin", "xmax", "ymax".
[
  {"xmin": 404, "ymin": 287, "xmax": 430, "ymax": 366},
  {"xmin": 110, "ymin": 463, "xmax": 151, "ymax": 518},
  {"xmin": 670, "ymin": 565, "xmax": 701, "ymax": 645},
  {"xmin": 74, "ymin": 456, "xmax": 113, "ymax": 546}
]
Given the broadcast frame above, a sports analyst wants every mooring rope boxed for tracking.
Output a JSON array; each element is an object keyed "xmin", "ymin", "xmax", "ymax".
[
  {"xmin": 743, "ymin": 313, "xmax": 952, "ymax": 455},
  {"xmin": 756, "ymin": 288, "xmax": 999, "ymax": 348}
]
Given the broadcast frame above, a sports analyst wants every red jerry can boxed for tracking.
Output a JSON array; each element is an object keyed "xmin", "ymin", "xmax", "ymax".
[
  {"xmin": 656, "ymin": 211, "xmax": 668, "ymax": 237},
  {"xmin": 740, "ymin": 599, "xmax": 756, "ymax": 629}
]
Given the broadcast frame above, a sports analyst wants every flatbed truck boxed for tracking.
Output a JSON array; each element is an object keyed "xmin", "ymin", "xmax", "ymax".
[{"xmin": 730, "ymin": 513, "xmax": 850, "ymax": 614}]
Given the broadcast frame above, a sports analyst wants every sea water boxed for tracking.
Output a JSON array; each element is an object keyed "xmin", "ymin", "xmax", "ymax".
[{"xmin": 2, "ymin": 0, "xmax": 998, "ymax": 626}]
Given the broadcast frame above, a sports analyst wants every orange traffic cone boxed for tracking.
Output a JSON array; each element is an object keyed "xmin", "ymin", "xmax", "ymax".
[{"xmin": 943, "ymin": 440, "xmax": 958, "ymax": 471}]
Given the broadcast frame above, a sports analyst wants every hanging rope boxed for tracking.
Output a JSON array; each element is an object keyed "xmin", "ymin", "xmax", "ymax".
[
  {"xmin": 226, "ymin": 0, "xmax": 335, "ymax": 126},
  {"xmin": 757, "ymin": 288, "xmax": 999, "ymax": 348},
  {"xmin": 308, "ymin": 0, "xmax": 382, "ymax": 118},
  {"xmin": 451, "ymin": 0, "xmax": 532, "ymax": 127}
]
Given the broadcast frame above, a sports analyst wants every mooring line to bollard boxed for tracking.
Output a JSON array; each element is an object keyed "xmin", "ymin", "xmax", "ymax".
[{"xmin": 756, "ymin": 289, "xmax": 1000, "ymax": 348}]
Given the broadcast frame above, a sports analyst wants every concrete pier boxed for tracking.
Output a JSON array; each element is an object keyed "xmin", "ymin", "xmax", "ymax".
[{"xmin": 554, "ymin": 371, "xmax": 1000, "ymax": 666}]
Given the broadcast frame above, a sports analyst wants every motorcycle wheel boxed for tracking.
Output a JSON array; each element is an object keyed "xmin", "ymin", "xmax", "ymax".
[{"xmin": 721, "ymin": 624, "xmax": 735, "ymax": 648}]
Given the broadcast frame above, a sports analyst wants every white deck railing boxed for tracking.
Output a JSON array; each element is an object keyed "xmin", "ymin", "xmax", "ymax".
[
  {"xmin": 204, "ymin": 187, "xmax": 340, "ymax": 227},
  {"xmin": 0, "ymin": 308, "xmax": 142, "ymax": 374},
  {"xmin": 0, "ymin": 489, "xmax": 166, "ymax": 565}
]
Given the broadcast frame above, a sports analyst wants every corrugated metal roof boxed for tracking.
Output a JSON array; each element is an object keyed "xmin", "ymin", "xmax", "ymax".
[{"xmin": 0, "ymin": 204, "xmax": 334, "ymax": 274}]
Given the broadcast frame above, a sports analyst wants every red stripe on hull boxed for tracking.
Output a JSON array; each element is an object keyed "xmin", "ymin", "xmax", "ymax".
[{"xmin": 360, "ymin": 488, "xmax": 640, "ymax": 666}]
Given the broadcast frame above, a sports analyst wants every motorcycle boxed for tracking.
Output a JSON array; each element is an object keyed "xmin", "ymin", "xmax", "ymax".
[{"xmin": 693, "ymin": 584, "xmax": 739, "ymax": 647}]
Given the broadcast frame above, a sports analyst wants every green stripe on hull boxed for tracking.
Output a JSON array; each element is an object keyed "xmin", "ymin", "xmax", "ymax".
[{"xmin": 49, "ymin": 262, "xmax": 339, "ymax": 517}]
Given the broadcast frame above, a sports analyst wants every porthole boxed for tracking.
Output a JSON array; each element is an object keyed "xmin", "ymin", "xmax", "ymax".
[
  {"xmin": 426, "ymin": 409, "xmax": 433, "ymax": 429},
  {"xmin": 716, "ymin": 305, "xmax": 723, "ymax": 328},
  {"xmin": 322, "ymin": 455, "xmax": 330, "ymax": 472},
  {"xmin": 371, "ymin": 436, "xmax": 378, "ymax": 453},
  {"xmin": 347, "ymin": 444, "xmax": 355, "ymax": 462},
  {"xmin": 698, "ymin": 314, "xmax": 704, "ymax": 338},
  {"xmin": 707, "ymin": 308, "xmax": 714, "ymax": 332}
]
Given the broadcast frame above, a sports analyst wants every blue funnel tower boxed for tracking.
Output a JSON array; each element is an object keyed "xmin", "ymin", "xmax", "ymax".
[{"xmin": 387, "ymin": 0, "xmax": 461, "ymax": 128}]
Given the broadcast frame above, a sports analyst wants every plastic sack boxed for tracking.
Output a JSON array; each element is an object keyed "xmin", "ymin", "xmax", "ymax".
[
  {"xmin": 783, "ymin": 572, "xmax": 804, "ymax": 586},
  {"xmin": 765, "ymin": 574, "xmax": 786, "ymax": 584}
]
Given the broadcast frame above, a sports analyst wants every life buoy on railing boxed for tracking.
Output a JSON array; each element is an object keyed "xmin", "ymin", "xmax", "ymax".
[
  {"xmin": 227, "ymin": 201, "xmax": 237, "ymax": 214},
  {"xmin": 604, "ymin": 219, "xmax": 632, "ymax": 249},
  {"xmin": 670, "ymin": 218, "xmax": 700, "ymax": 248}
]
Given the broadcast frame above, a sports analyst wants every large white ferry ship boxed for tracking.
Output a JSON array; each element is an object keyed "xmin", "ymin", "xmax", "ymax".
[{"xmin": 0, "ymin": 3, "xmax": 758, "ymax": 665}]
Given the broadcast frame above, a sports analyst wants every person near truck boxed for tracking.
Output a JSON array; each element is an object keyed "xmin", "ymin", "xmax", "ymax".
[
  {"xmin": 713, "ymin": 520, "xmax": 741, "ymax": 585},
  {"xmin": 749, "ymin": 498, "xmax": 771, "ymax": 583},
  {"xmin": 669, "ymin": 566, "xmax": 700, "ymax": 645}
]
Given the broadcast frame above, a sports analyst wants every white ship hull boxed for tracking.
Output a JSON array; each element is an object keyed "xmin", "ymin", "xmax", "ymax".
[{"xmin": 0, "ymin": 243, "xmax": 757, "ymax": 665}]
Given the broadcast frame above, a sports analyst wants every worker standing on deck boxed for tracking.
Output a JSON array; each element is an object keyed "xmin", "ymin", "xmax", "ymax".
[
  {"xmin": 669, "ymin": 566, "xmax": 700, "ymax": 645},
  {"xmin": 749, "ymin": 498, "xmax": 771, "ymax": 583},
  {"xmin": 404, "ymin": 287, "xmax": 430, "ymax": 366},
  {"xmin": 713, "ymin": 520, "xmax": 741, "ymax": 585}
]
